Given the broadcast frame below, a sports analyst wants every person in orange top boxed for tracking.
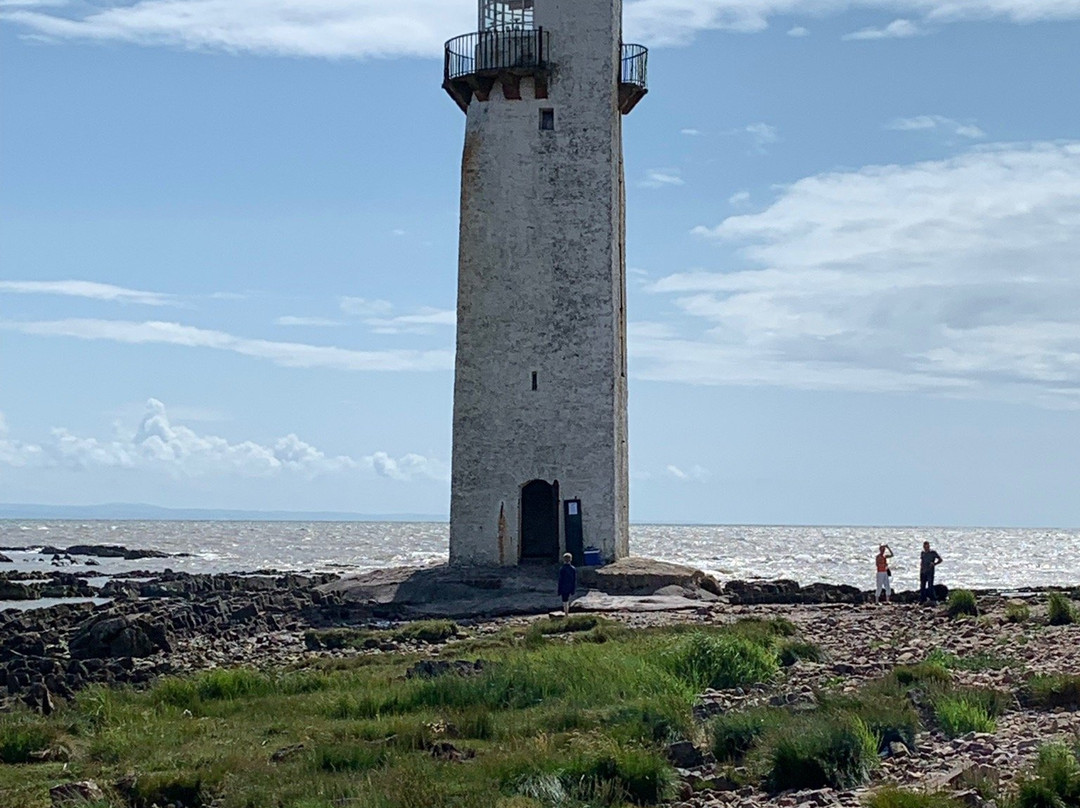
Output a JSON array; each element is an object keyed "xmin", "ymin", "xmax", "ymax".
[{"xmin": 875, "ymin": 544, "xmax": 894, "ymax": 604}]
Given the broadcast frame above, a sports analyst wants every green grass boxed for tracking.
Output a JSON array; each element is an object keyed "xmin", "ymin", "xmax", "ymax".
[
  {"xmin": 894, "ymin": 661, "xmax": 951, "ymax": 686},
  {"xmin": 947, "ymin": 590, "xmax": 979, "ymax": 618},
  {"xmin": 933, "ymin": 694, "xmax": 997, "ymax": 737},
  {"xmin": 866, "ymin": 787, "xmax": 966, "ymax": 808},
  {"xmin": 1004, "ymin": 601, "xmax": 1031, "ymax": 623},
  {"xmin": 709, "ymin": 708, "xmax": 791, "ymax": 761},
  {"xmin": 662, "ymin": 632, "xmax": 779, "ymax": 691},
  {"xmin": 778, "ymin": 641, "xmax": 824, "ymax": 667},
  {"xmin": 925, "ymin": 649, "xmax": 1017, "ymax": 672},
  {"xmin": 1014, "ymin": 744, "xmax": 1080, "ymax": 808},
  {"xmin": 1021, "ymin": 674, "xmax": 1080, "ymax": 711},
  {"xmin": 0, "ymin": 620, "xmax": 787, "ymax": 808},
  {"xmin": 766, "ymin": 716, "xmax": 879, "ymax": 792},
  {"xmin": 306, "ymin": 619, "xmax": 460, "ymax": 651},
  {"xmin": 1047, "ymin": 593, "xmax": 1077, "ymax": 626},
  {"xmin": 0, "ymin": 717, "xmax": 57, "ymax": 764}
]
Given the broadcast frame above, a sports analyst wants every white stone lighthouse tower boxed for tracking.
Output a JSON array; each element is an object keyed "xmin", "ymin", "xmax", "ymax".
[{"xmin": 443, "ymin": 0, "xmax": 647, "ymax": 566}]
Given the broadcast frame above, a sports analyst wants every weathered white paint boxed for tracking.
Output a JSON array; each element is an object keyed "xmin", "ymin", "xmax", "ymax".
[{"xmin": 449, "ymin": 0, "xmax": 631, "ymax": 566}]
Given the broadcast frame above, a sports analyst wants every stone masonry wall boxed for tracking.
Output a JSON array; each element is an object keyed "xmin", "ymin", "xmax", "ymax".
[{"xmin": 449, "ymin": 0, "xmax": 630, "ymax": 565}]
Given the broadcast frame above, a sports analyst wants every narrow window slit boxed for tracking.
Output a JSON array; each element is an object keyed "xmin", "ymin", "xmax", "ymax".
[
  {"xmin": 539, "ymin": 108, "xmax": 555, "ymax": 131},
  {"xmin": 531, "ymin": 371, "xmax": 538, "ymax": 391}
]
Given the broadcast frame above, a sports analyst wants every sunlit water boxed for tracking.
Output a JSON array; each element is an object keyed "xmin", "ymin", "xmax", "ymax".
[{"xmin": 1, "ymin": 521, "xmax": 1074, "ymax": 610}]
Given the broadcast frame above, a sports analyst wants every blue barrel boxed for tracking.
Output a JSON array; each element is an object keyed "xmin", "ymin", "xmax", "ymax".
[{"xmin": 583, "ymin": 548, "xmax": 603, "ymax": 566}]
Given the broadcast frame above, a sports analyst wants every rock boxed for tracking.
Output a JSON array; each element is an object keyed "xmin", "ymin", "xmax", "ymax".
[
  {"xmin": 23, "ymin": 683, "xmax": 55, "ymax": 716},
  {"xmin": 579, "ymin": 557, "xmax": 721, "ymax": 596},
  {"xmin": 0, "ymin": 553, "xmax": 12, "ymax": 563},
  {"xmin": 428, "ymin": 741, "xmax": 475, "ymax": 761},
  {"xmin": 888, "ymin": 741, "xmax": 909, "ymax": 758},
  {"xmin": 926, "ymin": 763, "xmax": 999, "ymax": 792},
  {"xmin": 270, "ymin": 743, "xmax": 305, "ymax": 763},
  {"xmin": 49, "ymin": 781, "xmax": 105, "ymax": 806},
  {"xmin": 0, "ymin": 580, "xmax": 40, "ymax": 600},
  {"xmin": 667, "ymin": 740, "xmax": 708, "ymax": 768},
  {"xmin": 69, "ymin": 616, "xmax": 171, "ymax": 660},
  {"xmin": 63, "ymin": 544, "xmax": 173, "ymax": 560}
]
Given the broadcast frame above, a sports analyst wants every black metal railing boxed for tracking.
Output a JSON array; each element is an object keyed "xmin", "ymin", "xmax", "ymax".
[
  {"xmin": 444, "ymin": 29, "xmax": 550, "ymax": 83},
  {"xmin": 620, "ymin": 43, "xmax": 648, "ymax": 90}
]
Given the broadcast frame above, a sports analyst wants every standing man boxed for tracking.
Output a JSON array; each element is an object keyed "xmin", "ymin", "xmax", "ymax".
[
  {"xmin": 558, "ymin": 552, "xmax": 577, "ymax": 617},
  {"xmin": 920, "ymin": 541, "xmax": 943, "ymax": 603},
  {"xmin": 875, "ymin": 544, "xmax": 894, "ymax": 605}
]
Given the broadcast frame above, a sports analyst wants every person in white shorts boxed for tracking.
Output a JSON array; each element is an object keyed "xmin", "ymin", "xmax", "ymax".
[{"xmin": 875, "ymin": 544, "xmax": 894, "ymax": 604}]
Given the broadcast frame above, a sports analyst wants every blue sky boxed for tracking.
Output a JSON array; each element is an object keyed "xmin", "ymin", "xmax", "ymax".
[{"xmin": 2, "ymin": 0, "xmax": 1079, "ymax": 525}]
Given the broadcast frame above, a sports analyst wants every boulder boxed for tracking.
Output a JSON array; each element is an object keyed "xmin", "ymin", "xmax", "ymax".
[
  {"xmin": 49, "ymin": 781, "xmax": 105, "ymax": 806},
  {"xmin": 64, "ymin": 544, "xmax": 172, "ymax": 560},
  {"xmin": 0, "ymin": 553, "xmax": 12, "ymax": 563},
  {"xmin": 69, "ymin": 616, "xmax": 171, "ymax": 660},
  {"xmin": 579, "ymin": 557, "xmax": 721, "ymax": 596},
  {"xmin": 666, "ymin": 740, "xmax": 709, "ymax": 768},
  {"xmin": 723, "ymin": 579, "xmax": 863, "ymax": 605},
  {"xmin": 0, "ymin": 580, "xmax": 39, "ymax": 600}
]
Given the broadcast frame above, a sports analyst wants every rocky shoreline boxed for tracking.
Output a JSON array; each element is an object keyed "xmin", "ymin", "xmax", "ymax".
[{"xmin": 4, "ymin": 547, "xmax": 1080, "ymax": 808}]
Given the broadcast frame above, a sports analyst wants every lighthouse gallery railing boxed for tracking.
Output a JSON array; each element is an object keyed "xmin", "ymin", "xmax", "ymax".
[
  {"xmin": 620, "ymin": 43, "xmax": 648, "ymax": 90},
  {"xmin": 444, "ymin": 33, "xmax": 648, "ymax": 89},
  {"xmin": 444, "ymin": 29, "xmax": 551, "ymax": 82}
]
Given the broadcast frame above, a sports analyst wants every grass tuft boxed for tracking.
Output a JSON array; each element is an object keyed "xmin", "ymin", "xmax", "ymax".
[
  {"xmin": 663, "ymin": 632, "xmax": 779, "ymax": 691},
  {"xmin": 1005, "ymin": 601, "xmax": 1031, "ymax": 623},
  {"xmin": 778, "ymin": 641, "xmax": 824, "ymax": 667},
  {"xmin": 1015, "ymin": 744, "xmax": 1080, "ymax": 808},
  {"xmin": 866, "ymin": 787, "xmax": 966, "ymax": 808},
  {"xmin": 933, "ymin": 694, "xmax": 996, "ymax": 737},
  {"xmin": 0, "ymin": 718, "xmax": 57, "ymax": 764},
  {"xmin": 710, "ymin": 707, "xmax": 789, "ymax": 761},
  {"xmin": 1021, "ymin": 675, "xmax": 1080, "ymax": 711},
  {"xmin": 1047, "ymin": 593, "xmax": 1077, "ymax": 626},
  {"xmin": 767, "ymin": 716, "xmax": 879, "ymax": 792},
  {"xmin": 947, "ymin": 590, "xmax": 979, "ymax": 618},
  {"xmin": 925, "ymin": 649, "xmax": 1017, "ymax": 672},
  {"xmin": 894, "ymin": 662, "xmax": 950, "ymax": 686}
]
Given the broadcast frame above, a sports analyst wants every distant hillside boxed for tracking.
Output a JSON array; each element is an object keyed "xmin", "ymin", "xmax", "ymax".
[{"xmin": 0, "ymin": 503, "xmax": 448, "ymax": 522}]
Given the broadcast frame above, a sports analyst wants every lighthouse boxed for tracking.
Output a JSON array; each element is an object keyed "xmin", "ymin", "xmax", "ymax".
[{"xmin": 444, "ymin": 0, "xmax": 647, "ymax": 566}]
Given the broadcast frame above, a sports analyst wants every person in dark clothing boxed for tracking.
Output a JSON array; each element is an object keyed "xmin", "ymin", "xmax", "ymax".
[
  {"xmin": 558, "ymin": 552, "xmax": 577, "ymax": 616},
  {"xmin": 919, "ymin": 541, "xmax": 943, "ymax": 603}
]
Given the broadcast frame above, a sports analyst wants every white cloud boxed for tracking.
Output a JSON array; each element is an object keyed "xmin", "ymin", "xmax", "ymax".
[
  {"xmin": 745, "ymin": 123, "xmax": 779, "ymax": 153},
  {"xmin": 8, "ymin": 0, "xmax": 1078, "ymax": 58},
  {"xmin": 339, "ymin": 297, "xmax": 455, "ymax": 334},
  {"xmin": 886, "ymin": 115, "xmax": 986, "ymax": 139},
  {"xmin": 680, "ymin": 128, "xmax": 702, "ymax": 136},
  {"xmin": 729, "ymin": 190, "xmax": 751, "ymax": 206},
  {"xmin": 365, "ymin": 308, "xmax": 457, "ymax": 335},
  {"xmin": 0, "ymin": 280, "xmax": 175, "ymax": 306},
  {"xmin": 638, "ymin": 142, "xmax": 1080, "ymax": 408},
  {"xmin": 640, "ymin": 169, "xmax": 685, "ymax": 189},
  {"xmin": 339, "ymin": 297, "xmax": 394, "ymax": 317},
  {"xmin": 368, "ymin": 451, "xmax": 447, "ymax": 482},
  {"xmin": 0, "ymin": 318, "xmax": 453, "ymax": 372},
  {"xmin": 0, "ymin": 399, "xmax": 447, "ymax": 480},
  {"xmin": 787, "ymin": 25, "xmax": 810, "ymax": 36},
  {"xmin": 665, "ymin": 464, "xmax": 710, "ymax": 481},
  {"xmin": 2, "ymin": 0, "xmax": 474, "ymax": 58},
  {"xmin": 843, "ymin": 18, "xmax": 922, "ymax": 40},
  {"xmin": 275, "ymin": 315, "xmax": 344, "ymax": 327}
]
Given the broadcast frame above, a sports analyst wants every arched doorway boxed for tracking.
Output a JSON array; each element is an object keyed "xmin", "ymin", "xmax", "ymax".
[{"xmin": 520, "ymin": 479, "xmax": 559, "ymax": 562}]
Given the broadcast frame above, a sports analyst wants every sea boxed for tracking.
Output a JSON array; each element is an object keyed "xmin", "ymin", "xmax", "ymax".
[{"xmin": 1, "ymin": 521, "xmax": 1075, "ymax": 613}]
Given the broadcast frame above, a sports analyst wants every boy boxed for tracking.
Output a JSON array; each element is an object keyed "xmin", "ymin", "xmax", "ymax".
[{"xmin": 558, "ymin": 552, "xmax": 577, "ymax": 616}]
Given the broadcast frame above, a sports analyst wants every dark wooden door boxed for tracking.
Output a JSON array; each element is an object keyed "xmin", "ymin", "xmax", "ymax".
[
  {"xmin": 563, "ymin": 499, "xmax": 584, "ymax": 565},
  {"xmin": 520, "ymin": 479, "xmax": 559, "ymax": 561}
]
